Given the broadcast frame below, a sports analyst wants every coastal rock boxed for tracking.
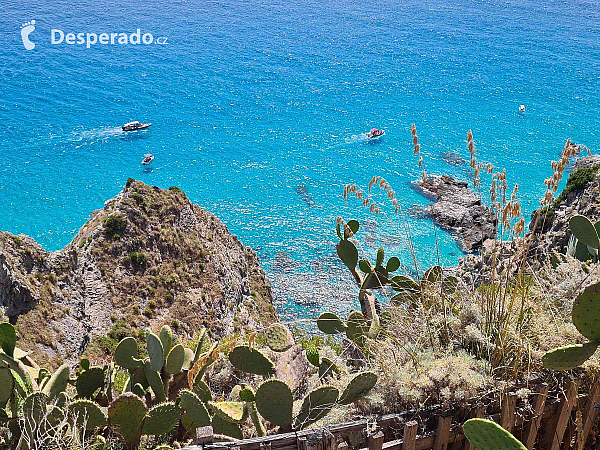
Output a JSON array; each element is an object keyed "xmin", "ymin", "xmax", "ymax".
[
  {"xmin": 0, "ymin": 180, "xmax": 276, "ymax": 368},
  {"xmin": 416, "ymin": 175, "xmax": 496, "ymax": 252},
  {"xmin": 528, "ymin": 156, "xmax": 600, "ymax": 257}
]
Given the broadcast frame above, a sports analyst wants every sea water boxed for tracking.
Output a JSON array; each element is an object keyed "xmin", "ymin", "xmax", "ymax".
[{"xmin": 0, "ymin": 0, "xmax": 599, "ymax": 321}]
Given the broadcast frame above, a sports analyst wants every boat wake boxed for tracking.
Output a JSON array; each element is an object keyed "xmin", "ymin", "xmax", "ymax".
[{"xmin": 70, "ymin": 126, "xmax": 123, "ymax": 148}]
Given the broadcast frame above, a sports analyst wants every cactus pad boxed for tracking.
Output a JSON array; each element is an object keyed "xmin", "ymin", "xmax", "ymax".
[
  {"xmin": 317, "ymin": 312, "xmax": 347, "ymax": 334},
  {"xmin": 318, "ymin": 357, "xmax": 338, "ymax": 379},
  {"xmin": 209, "ymin": 401, "xmax": 246, "ymax": 423},
  {"xmin": 142, "ymin": 402, "xmax": 181, "ymax": 435},
  {"xmin": 193, "ymin": 375, "xmax": 213, "ymax": 402},
  {"xmin": 239, "ymin": 386, "xmax": 256, "ymax": 402},
  {"xmin": 76, "ymin": 367, "xmax": 105, "ymax": 399},
  {"xmin": 165, "ymin": 344, "xmax": 185, "ymax": 374},
  {"xmin": 247, "ymin": 401, "xmax": 266, "ymax": 436},
  {"xmin": 0, "ymin": 322, "xmax": 16, "ymax": 357},
  {"xmin": 339, "ymin": 371, "xmax": 378, "ymax": 404},
  {"xmin": 255, "ymin": 379, "xmax": 293, "ymax": 427},
  {"xmin": 463, "ymin": 418, "xmax": 527, "ymax": 450},
  {"xmin": 336, "ymin": 239, "xmax": 359, "ymax": 270},
  {"xmin": 108, "ymin": 393, "xmax": 147, "ymax": 445},
  {"xmin": 572, "ymin": 282, "xmax": 600, "ymax": 341},
  {"xmin": 41, "ymin": 364, "xmax": 70, "ymax": 400},
  {"xmin": 542, "ymin": 342, "xmax": 599, "ymax": 370},
  {"xmin": 569, "ymin": 215, "xmax": 600, "ymax": 249},
  {"xmin": 294, "ymin": 385, "xmax": 339, "ymax": 429},
  {"xmin": 146, "ymin": 332, "xmax": 164, "ymax": 371},
  {"xmin": 144, "ymin": 361, "xmax": 166, "ymax": 403},
  {"xmin": 180, "ymin": 389, "xmax": 211, "ymax": 428},
  {"xmin": 212, "ymin": 415, "xmax": 243, "ymax": 439},
  {"xmin": 346, "ymin": 311, "xmax": 366, "ymax": 344},
  {"xmin": 68, "ymin": 399, "xmax": 108, "ymax": 431},
  {"xmin": 114, "ymin": 337, "xmax": 143, "ymax": 370},
  {"xmin": 306, "ymin": 345, "xmax": 320, "ymax": 367},
  {"xmin": 265, "ymin": 324, "xmax": 294, "ymax": 352},
  {"xmin": 229, "ymin": 345, "xmax": 274, "ymax": 375},
  {"xmin": 159, "ymin": 325, "xmax": 173, "ymax": 356},
  {"xmin": 0, "ymin": 367, "xmax": 14, "ymax": 403}
]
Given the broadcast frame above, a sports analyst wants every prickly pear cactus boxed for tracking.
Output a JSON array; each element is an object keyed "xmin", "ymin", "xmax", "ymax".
[
  {"xmin": 239, "ymin": 386, "xmax": 256, "ymax": 402},
  {"xmin": 339, "ymin": 371, "xmax": 378, "ymax": 405},
  {"xmin": 209, "ymin": 401, "xmax": 246, "ymax": 423},
  {"xmin": 572, "ymin": 282, "xmax": 600, "ymax": 341},
  {"xmin": 179, "ymin": 389, "xmax": 211, "ymax": 429},
  {"xmin": 193, "ymin": 376, "xmax": 213, "ymax": 402},
  {"xmin": 0, "ymin": 367, "xmax": 14, "ymax": 403},
  {"xmin": 41, "ymin": 364, "xmax": 70, "ymax": 401},
  {"xmin": 159, "ymin": 325, "xmax": 174, "ymax": 357},
  {"xmin": 229, "ymin": 345, "xmax": 274, "ymax": 375},
  {"xmin": 212, "ymin": 414, "xmax": 243, "ymax": 440},
  {"xmin": 542, "ymin": 342, "xmax": 599, "ymax": 371},
  {"xmin": 255, "ymin": 379, "xmax": 293, "ymax": 427},
  {"xmin": 0, "ymin": 322, "xmax": 17, "ymax": 357},
  {"xmin": 141, "ymin": 402, "xmax": 181, "ymax": 436},
  {"xmin": 146, "ymin": 332, "xmax": 164, "ymax": 372},
  {"xmin": 68, "ymin": 399, "xmax": 108, "ymax": 431},
  {"xmin": 317, "ymin": 312, "xmax": 347, "ymax": 335},
  {"xmin": 463, "ymin": 418, "xmax": 527, "ymax": 450},
  {"xmin": 305, "ymin": 345, "xmax": 320, "ymax": 367},
  {"xmin": 76, "ymin": 367, "xmax": 105, "ymax": 399},
  {"xmin": 318, "ymin": 357, "xmax": 337, "ymax": 380},
  {"xmin": 346, "ymin": 310, "xmax": 366, "ymax": 345},
  {"xmin": 336, "ymin": 239, "xmax": 359, "ymax": 270},
  {"xmin": 294, "ymin": 385, "xmax": 339, "ymax": 429},
  {"xmin": 569, "ymin": 215, "xmax": 600, "ymax": 249},
  {"xmin": 114, "ymin": 337, "xmax": 143, "ymax": 370},
  {"xmin": 108, "ymin": 393, "xmax": 147, "ymax": 446},
  {"xmin": 247, "ymin": 400, "xmax": 266, "ymax": 437},
  {"xmin": 265, "ymin": 324, "xmax": 294, "ymax": 352},
  {"xmin": 165, "ymin": 344, "xmax": 185, "ymax": 375},
  {"xmin": 144, "ymin": 361, "xmax": 166, "ymax": 403}
]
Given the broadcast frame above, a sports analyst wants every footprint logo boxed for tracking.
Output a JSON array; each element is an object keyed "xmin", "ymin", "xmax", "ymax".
[{"xmin": 20, "ymin": 20, "xmax": 36, "ymax": 50}]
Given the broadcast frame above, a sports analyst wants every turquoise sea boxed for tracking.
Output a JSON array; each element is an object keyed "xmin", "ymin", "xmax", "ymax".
[{"xmin": 1, "ymin": 0, "xmax": 599, "ymax": 321}]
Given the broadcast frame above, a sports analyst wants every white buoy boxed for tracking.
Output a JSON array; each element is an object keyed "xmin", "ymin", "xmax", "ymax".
[{"xmin": 519, "ymin": 104, "xmax": 526, "ymax": 112}]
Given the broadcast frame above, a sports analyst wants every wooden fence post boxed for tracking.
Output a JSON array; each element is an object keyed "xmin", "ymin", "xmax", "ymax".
[
  {"xmin": 500, "ymin": 392, "xmax": 517, "ymax": 433},
  {"xmin": 541, "ymin": 380, "xmax": 578, "ymax": 450},
  {"xmin": 368, "ymin": 431, "xmax": 384, "ymax": 450},
  {"xmin": 195, "ymin": 425, "xmax": 214, "ymax": 445},
  {"xmin": 578, "ymin": 382, "xmax": 600, "ymax": 450},
  {"xmin": 402, "ymin": 421, "xmax": 418, "ymax": 450},
  {"xmin": 523, "ymin": 383, "xmax": 549, "ymax": 450},
  {"xmin": 298, "ymin": 436, "xmax": 308, "ymax": 450},
  {"xmin": 433, "ymin": 416, "xmax": 452, "ymax": 450},
  {"xmin": 463, "ymin": 405, "xmax": 485, "ymax": 450}
]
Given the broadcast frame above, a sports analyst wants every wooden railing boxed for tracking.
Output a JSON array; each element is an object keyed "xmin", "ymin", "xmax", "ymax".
[{"xmin": 183, "ymin": 381, "xmax": 600, "ymax": 450}]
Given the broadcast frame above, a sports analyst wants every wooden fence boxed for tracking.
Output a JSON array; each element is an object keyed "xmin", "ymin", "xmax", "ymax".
[{"xmin": 183, "ymin": 381, "xmax": 600, "ymax": 450}]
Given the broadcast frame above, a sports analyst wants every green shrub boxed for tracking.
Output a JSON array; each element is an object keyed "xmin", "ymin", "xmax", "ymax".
[
  {"xmin": 131, "ymin": 193, "xmax": 145, "ymax": 205},
  {"xmin": 149, "ymin": 300, "xmax": 157, "ymax": 310},
  {"xmin": 103, "ymin": 215, "xmax": 127, "ymax": 239},
  {"xmin": 125, "ymin": 252, "xmax": 147, "ymax": 271},
  {"xmin": 126, "ymin": 177, "xmax": 135, "ymax": 187},
  {"xmin": 554, "ymin": 164, "xmax": 600, "ymax": 207},
  {"xmin": 143, "ymin": 308, "xmax": 153, "ymax": 318},
  {"xmin": 168, "ymin": 186, "xmax": 182, "ymax": 193}
]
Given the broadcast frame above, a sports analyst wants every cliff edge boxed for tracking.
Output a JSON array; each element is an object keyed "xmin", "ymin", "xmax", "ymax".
[{"xmin": 0, "ymin": 180, "xmax": 276, "ymax": 367}]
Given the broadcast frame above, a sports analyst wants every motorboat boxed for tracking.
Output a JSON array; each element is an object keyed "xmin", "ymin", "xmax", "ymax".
[
  {"xmin": 366, "ymin": 128, "xmax": 385, "ymax": 139},
  {"xmin": 122, "ymin": 121, "xmax": 152, "ymax": 131},
  {"xmin": 141, "ymin": 153, "xmax": 154, "ymax": 165},
  {"xmin": 519, "ymin": 105, "xmax": 526, "ymax": 112}
]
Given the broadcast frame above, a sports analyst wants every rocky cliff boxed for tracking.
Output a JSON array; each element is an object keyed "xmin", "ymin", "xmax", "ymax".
[{"xmin": 0, "ymin": 180, "xmax": 276, "ymax": 368}]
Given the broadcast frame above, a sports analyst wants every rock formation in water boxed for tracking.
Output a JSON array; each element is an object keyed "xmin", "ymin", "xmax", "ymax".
[
  {"xmin": 0, "ymin": 180, "xmax": 275, "ymax": 367},
  {"xmin": 416, "ymin": 175, "xmax": 496, "ymax": 252}
]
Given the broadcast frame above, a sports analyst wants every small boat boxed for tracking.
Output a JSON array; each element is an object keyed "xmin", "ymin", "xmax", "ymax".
[
  {"xmin": 519, "ymin": 105, "xmax": 526, "ymax": 112},
  {"xmin": 122, "ymin": 121, "xmax": 152, "ymax": 131},
  {"xmin": 141, "ymin": 153, "xmax": 154, "ymax": 165},
  {"xmin": 366, "ymin": 128, "xmax": 385, "ymax": 139}
]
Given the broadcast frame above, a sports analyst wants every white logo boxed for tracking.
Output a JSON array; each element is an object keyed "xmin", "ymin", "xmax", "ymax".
[{"xmin": 21, "ymin": 20, "xmax": 36, "ymax": 50}]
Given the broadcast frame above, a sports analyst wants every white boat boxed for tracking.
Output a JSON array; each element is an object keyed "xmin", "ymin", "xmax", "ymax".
[
  {"xmin": 519, "ymin": 105, "xmax": 526, "ymax": 112},
  {"xmin": 141, "ymin": 153, "xmax": 154, "ymax": 165},
  {"xmin": 366, "ymin": 128, "xmax": 385, "ymax": 139},
  {"xmin": 123, "ymin": 121, "xmax": 152, "ymax": 131}
]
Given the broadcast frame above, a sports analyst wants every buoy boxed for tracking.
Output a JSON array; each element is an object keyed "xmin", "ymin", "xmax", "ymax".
[{"xmin": 519, "ymin": 104, "xmax": 526, "ymax": 112}]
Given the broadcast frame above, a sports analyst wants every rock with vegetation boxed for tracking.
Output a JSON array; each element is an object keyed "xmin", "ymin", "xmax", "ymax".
[
  {"xmin": 0, "ymin": 180, "xmax": 275, "ymax": 367},
  {"xmin": 416, "ymin": 175, "xmax": 496, "ymax": 252}
]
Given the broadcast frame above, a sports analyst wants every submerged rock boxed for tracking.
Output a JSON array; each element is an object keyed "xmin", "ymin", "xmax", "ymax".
[
  {"xmin": 0, "ymin": 180, "xmax": 275, "ymax": 367},
  {"xmin": 416, "ymin": 175, "xmax": 496, "ymax": 252}
]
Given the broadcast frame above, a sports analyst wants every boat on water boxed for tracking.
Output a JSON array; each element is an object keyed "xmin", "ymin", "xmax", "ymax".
[
  {"xmin": 366, "ymin": 128, "xmax": 385, "ymax": 139},
  {"xmin": 141, "ymin": 153, "xmax": 154, "ymax": 165},
  {"xmin": 519, "ymin": 104, "xmax": 526, "ymax": 112},
  {"xmin": 122, "ymin": 121, "xmax": 152, "ymax": 131}
]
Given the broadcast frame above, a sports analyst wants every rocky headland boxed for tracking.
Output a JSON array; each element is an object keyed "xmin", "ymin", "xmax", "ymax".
[
  {"xmin": 416, "ymin": 174, "xmax": 496, "ymax": 252},
  {"xmin": 0, "ymin": 180, "xmax": 276, "ymax": 368}
]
